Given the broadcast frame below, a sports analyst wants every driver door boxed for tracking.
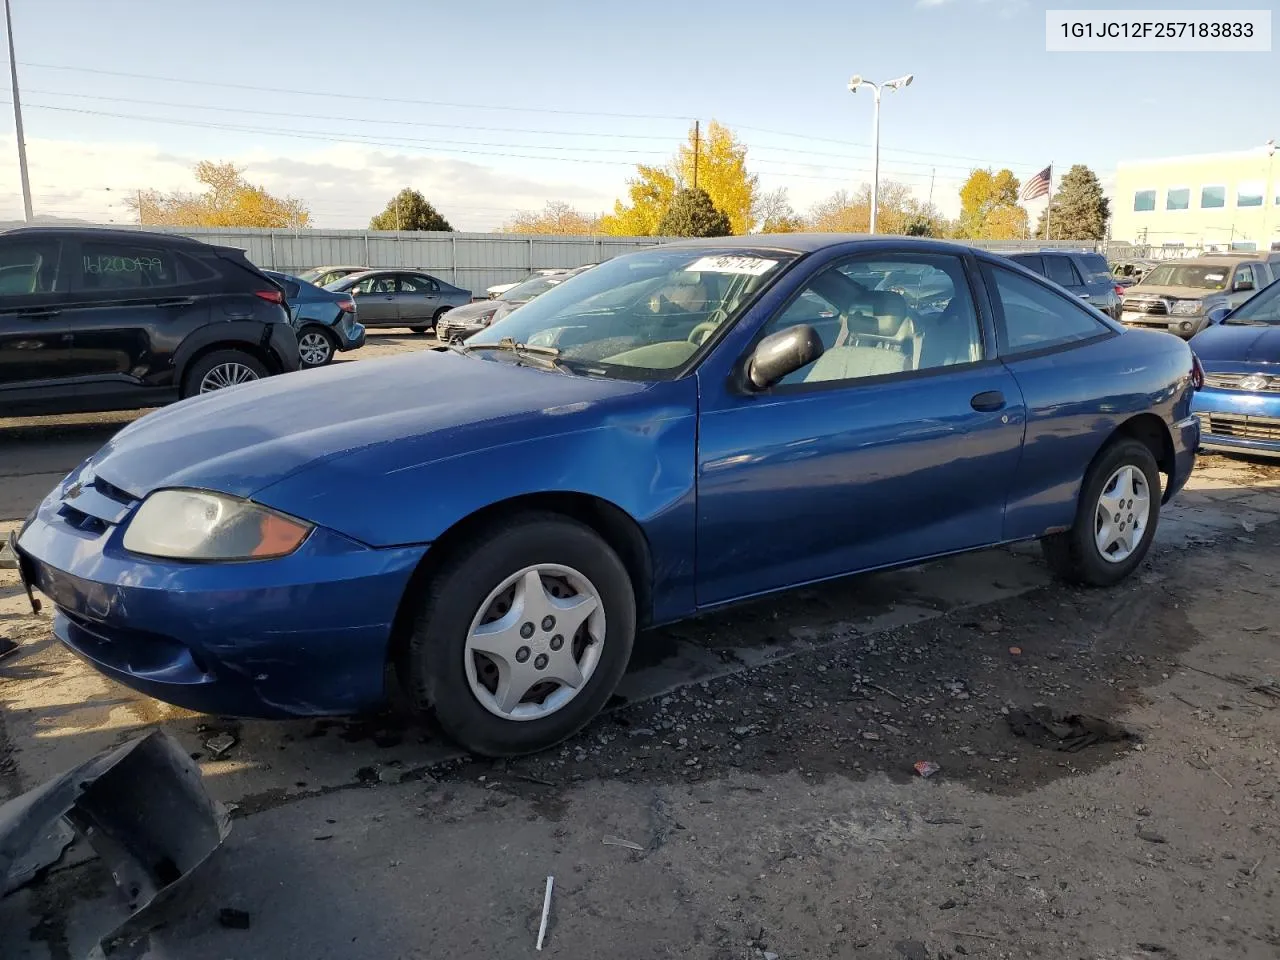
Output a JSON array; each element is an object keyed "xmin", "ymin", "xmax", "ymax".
[
  {"xmin": 694, "ymin": 250, "xmax": 1026, "ymax": 607},
  {"xmin": 350, "ymin": 274, "xmax": 398, "ymax": 325}
]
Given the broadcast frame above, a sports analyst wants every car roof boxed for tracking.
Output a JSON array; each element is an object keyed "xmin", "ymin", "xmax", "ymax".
[
  {"xmin": 308, "ymin": 264, "xmax": 366, "ymax": 271},
  {"xmin": 661, "ymin": 233, "xmax": 1018, "ymax": 262},
  {"xmin": 1168, "ymin": 255, "xmax": 1262, "ymax": 266},
  {"xmin": 1, "ymin": 225, "xmax": 213, "ymax": 248}
]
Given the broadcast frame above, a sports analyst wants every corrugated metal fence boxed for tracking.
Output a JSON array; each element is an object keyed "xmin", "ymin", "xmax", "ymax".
[{"xmin": 132, "ymin": 227, "xmax": 1107, "ymax": 295}]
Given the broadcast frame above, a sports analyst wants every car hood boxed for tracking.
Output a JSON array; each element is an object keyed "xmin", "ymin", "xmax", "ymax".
[
  {"xmin": 1191, "ymin": 323, "xmax": 1280, "ymax": 365},
  {"xmin": 87, "ymin": 350, "xmax": 649, "ymax": 501},
  {"xmin": 1124, "ymin": 285, "xmax": 1222, "ymax": 301}
]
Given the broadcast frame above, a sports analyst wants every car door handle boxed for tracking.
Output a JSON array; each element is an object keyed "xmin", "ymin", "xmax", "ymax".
[
  {"xmin": 1077, "ymin": 293, "xmax": 1091, "ymax": 300},
  {"xmin": 970, "ymin": 390, "xmax": 1006, "ymax": 412},
  {"xmin": 153, "ymin": 296, "xmax": 195, "ymax": 307}
]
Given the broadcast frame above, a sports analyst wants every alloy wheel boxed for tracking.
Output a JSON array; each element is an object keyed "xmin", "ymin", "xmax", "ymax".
[
  {"xmin": 298, "ymin": 331, "xmax": 333, "ymax": 367},
  {"xmin": 199, "ymin": 362, "xmax": 260, "ymax": 393}
]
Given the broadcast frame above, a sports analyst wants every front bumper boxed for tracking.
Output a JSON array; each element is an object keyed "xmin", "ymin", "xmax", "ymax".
[
  {"xmin": 14, "ymin": 472, "xmax": 426, "ymax": 718},
  {"xmin": 1120, "ymin": 311, "xmax": 1206, "ymax": 340},
  {"xmin": 436, "ymin": 319, "xmax": 490, "ymax": 342},
  {"xmin": 1192, "ymin": 385, "xmax": 1280, "ymax": 457}
]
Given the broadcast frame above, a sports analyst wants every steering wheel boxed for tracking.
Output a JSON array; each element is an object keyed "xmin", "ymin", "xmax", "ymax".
[{"xmin": 687, "ymin": 320, "xmax": 719, "ymax": 345}]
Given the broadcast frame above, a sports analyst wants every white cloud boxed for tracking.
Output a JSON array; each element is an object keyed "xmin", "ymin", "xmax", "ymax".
[
  {"xmin": 916, "ymin": 0, "xmax": 954, "ymax": 7},
  {"xmin": 0, "ymin": 137, "xmax": 623, "ymax": 230}
]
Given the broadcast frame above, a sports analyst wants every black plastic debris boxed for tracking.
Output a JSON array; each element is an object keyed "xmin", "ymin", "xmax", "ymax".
[
  {"xmin": 1005, "ymin": 706, "xmax": 1135, "ymax": 753},
  {"xmin": 0, "ymin": 730, "xmax": 231, "ymax": 956}
]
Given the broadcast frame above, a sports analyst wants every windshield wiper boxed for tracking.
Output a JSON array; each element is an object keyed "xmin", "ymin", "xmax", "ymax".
[{"xmin": 465, "ymin": 337, "xmax": 569, "ymax": 369}]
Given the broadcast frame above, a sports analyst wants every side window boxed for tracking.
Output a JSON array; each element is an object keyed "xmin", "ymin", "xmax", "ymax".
[
  {"xmin": 988, "ymin": 264, "xmax": 1109, "ymax": 355},
  {"xmin": 397, "ymin": 275, "xmax": 426, "ymax": 293},
  {"xmin": 756, "ymin": 253, "xmax": 983, "ymax": 388},
  {"xmin": 0, "ymin": 239, "xmax": 62, "ymax": 296},
  {"xmin": 1009, "ymin": 255, "xmax": 1045, "ymax": 276},
  {"xmin": 1234, "ymin": 265, "xmax": 1255, "ymax": 290},
  {"xmin": 1044, "ymin": 256, "xmax": 1082, "ymax": 288},
  {"xmin": 354, "ymin": 275, "xmax": 395, "ymax": 294},
  {"xmin": 77, "ymin": 242, "xmax": 182, "ymax": 293},
  {"xmin": 283, "ymin": 280, "xmax": 301, "ymax": 300}
]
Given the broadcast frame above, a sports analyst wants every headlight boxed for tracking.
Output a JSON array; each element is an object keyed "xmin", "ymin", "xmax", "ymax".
[
  {"xmin": 122, "ymin": 489, "xmax": 313, "ymax": 561},
  {"xmin": 1171, "ymin": 300, "xmax": 1203, "ymax": 316}
]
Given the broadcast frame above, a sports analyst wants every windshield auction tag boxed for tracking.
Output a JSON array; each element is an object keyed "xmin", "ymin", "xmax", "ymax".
[{"xmin": 685, "ymin": 256, "xmax": 778, "ymax": 276}]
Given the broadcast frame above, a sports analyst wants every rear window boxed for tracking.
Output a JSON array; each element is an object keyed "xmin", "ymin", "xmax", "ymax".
[
  {"xmin": 1044, "ymin": 256, "xmax": 1081, "ymax": 287},
  {"xmin": 1078, "ymin": 253, "xmax": 1113, "ymax": 283},
  {"xmin": 1008, "ymin": 254, "xmax": 1045, "ymax": 276}
]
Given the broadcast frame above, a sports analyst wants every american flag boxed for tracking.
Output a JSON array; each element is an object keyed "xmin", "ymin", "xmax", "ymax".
[{"xmin": 1021, "ymin": 165, "xmax": 1051, "ymax": 201}]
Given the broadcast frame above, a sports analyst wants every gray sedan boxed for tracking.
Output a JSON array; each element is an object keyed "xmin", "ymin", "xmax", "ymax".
[{"xmin": 325, "ymin": 269, "xmax": 472, "ymax": 334}]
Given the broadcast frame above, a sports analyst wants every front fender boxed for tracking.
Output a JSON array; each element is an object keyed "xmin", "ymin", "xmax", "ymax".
[{"xmin": 252, "ymin": 378, "xmax": 700, "ymax": 619}]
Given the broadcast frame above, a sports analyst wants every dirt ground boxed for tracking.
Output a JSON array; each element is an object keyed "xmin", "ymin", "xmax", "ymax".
[{"xmin": 2, "ymin": 343, "xmax": 1279, "ymax": 958}]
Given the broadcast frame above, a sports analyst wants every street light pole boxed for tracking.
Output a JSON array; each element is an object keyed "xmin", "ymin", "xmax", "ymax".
[
  {"xmin": 848, "ymin": 72, "xmax": 913, "ymax": 235},
  {"xmin": 3, "ymin": 0, "xmax": 33, "ymax": 222}
]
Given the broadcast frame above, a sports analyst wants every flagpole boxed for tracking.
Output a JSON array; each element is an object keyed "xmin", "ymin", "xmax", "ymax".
[{"xmin": 1046, "ymin": 162, "xmax": 1053, "ymax": 241}]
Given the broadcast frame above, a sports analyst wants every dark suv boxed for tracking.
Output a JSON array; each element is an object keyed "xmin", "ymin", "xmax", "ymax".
[
  {"xmin": 0, "ymin": 227, "xmax": 300, "ymax": 416},
  {"xmin": 1005, "ymin": 250, "xmax": 1122, "ymax": 319}
]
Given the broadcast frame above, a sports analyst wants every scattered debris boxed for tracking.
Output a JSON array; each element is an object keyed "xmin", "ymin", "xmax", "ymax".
[
  {"xmin": 1137, "ymin": 827, "xmax": 1167, "ymax": 844},
  {"xmin": 1008, "ymin": 646, "xmax": 1022, "ymax": 656},
  {"xmin": 535, "ymin": 875, "xmax": 554, "ymax": 951},
  {"xmin": 914, "ymin": 760, "xmax": 940, "ymax": 779},
  {"xmin": 868, "ymin": 682, "xmax": 906, "ymax": 703},
  {"xmin": 218, "ymin": 907, "xmax": 251, "ymax": 930},
  {"xmin": 0, "ymin": 731, "xmax": 230, "ymax": 954},
  {"xmin": 0, "ymin": 637, "xmax": 18, "ymax": 662},
  {"xmin": 603, "ymin": 835, "xmax": 644, "ymax": 851},
  {"xmin": 1005, "ymin": 707, "xmax": 1134, "ymax": 752},
  {"xmin": 204, "ymin": 732, "xmax": 237, "ymax": 759}
]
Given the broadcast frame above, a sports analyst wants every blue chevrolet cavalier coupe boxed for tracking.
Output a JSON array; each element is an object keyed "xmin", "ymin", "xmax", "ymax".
[
  {"xmin": 1190, "ymin": 274, "xmax": 1280, "ymax": 457},
  {"xmin": 13, "ymin": 236, "xmax": 1201, "ymax": 756}
]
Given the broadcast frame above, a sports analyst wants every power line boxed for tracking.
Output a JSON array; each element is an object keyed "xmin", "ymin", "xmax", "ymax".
[{"xmin": 18, "ymin": 61, "xmax": 693, "ymax": 121}]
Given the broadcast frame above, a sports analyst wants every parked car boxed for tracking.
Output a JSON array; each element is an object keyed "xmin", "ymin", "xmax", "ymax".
[
  {"xmin": 1004, "ymin": 250, "xmax": 1122, "ymax": 319},
  {"xmin": 1120, "ymin": 255, "xmax": 1274, "ymax": 339},
  {"xmin": 12, "ymin": 236, "xmax": 1199, "ymax": 757},
  {"xmin": 485, "ymin": 268, "xmax": 580, "ymax": 300},
  {"xmin": 297, "ymin": 265, "xmax": 367, "ymax": 288},
  {"xmin": 0, "ymin": 227, "xmax": 299, "ymax": 417},
  {"xmin": 438, "ymin": 266, "xmax": 593, "ymax": 342},
  {"xmin": 264, "ymin": 271, "xmax": 366, "ymax": 369},
  {"xmin": 1110, "ymin": 258, "xmax": 1157, "ymax": 288},
  {"xmin": 325, "ymin": 269, "xmax": 471, "ymax": 334},
  {"xmin": 1190, "ymin": 274, "xmax": 1280, "ymax": 457}
]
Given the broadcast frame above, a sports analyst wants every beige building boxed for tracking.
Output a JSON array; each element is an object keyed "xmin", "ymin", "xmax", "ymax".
[{"xmin": 1110, "ymin": 143, "xmax": 1278, "ymax": 253}]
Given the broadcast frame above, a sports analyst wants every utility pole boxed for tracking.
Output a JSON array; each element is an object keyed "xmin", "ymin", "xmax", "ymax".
[
  {"xmin": 136, "ymin": 188, "xmax": 143, "ymax": 226},
  {"xmin": 927, "ymin": 167, "xmax": 935, "ymax": 207},
  {"xmin": 692, "ymin": 120, "xmax": 700, "ymax": 190},
  {"xmin": 1045, "ymin": 162, "xmax": 1054, "ymax": 242},
  {"xmin": 4, "ymin": 0, "xmax": 33, "ymax": 222}
]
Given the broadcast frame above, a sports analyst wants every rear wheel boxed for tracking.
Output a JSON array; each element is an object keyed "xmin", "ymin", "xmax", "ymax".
[
  {"xmin": 1041, "ymin": 437, "xmax": 1160, "ymax": 586},
  {"xmin": 404, "ymin": 513, "xmax": 635, "ymax": 757},
  {"xmin": 297, "ymin": 327, "xmax": 337, "ymax": 368},
  {"xmin": 182, "ymin": 349, "xmax": 268, "ymax": 399},
  {"xmin": 407, "ymin": 326, "xmax": 429, "ymax": 334}
]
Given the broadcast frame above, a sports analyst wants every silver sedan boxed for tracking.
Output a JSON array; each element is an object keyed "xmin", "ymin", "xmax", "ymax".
[{"xmin": 326, "ymin": 269, "xmax": 472, "ymax": 334}]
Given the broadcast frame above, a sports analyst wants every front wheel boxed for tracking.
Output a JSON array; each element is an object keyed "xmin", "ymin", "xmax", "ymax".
[
  {"xmin": 404, "ymin": 513, "xmax": 635, "ymax": 757},
  {"xmin": 407, "ymin": 326, "xmax": 429, "ymax": 334},
  {"xmin": 1041, "ymin": 437, "xmax": 1160, "ymax": 586}
]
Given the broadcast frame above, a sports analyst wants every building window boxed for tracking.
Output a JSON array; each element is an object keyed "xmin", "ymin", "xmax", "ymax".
[
  {"xmin": 1166, "ymin": 187, "xmax": 1190, "ymax": 210},
  {"xmin": 1133, "ymin": 190, "xmax": 1156, "ymax": 212},
  {"xmin": 1201, "ymin": 185, "xmax": 1226, "ymax": 208},
  {"xmin": 1237, "ymin": 181, "xmax": 1264, "ymax": 207}
]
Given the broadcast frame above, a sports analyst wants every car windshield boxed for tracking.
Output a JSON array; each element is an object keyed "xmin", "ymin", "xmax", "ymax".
[
  {"xmin": 466, "ymin": 247, "xmax": 797, "ymax": 378},
  {"xmin": 499, "ymin": 275, "xmax": 565, "ymax": 302},
  {"xmin": 1141, "ymin": 264, "xmax": 1229, "ymax": 290},
  {"xmin": 1224, "ymin": 282, "xmax": 1280, "ymax": 325}
]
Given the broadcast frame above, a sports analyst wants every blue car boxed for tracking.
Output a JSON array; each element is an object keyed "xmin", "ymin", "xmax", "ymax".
[
  {"xmin": 265, "ymin": 270, "xmax": 366, "ymax": 369},
  {"xmin": 1190, "ymin": 275, "xmax": 1280, "ymax": 457},
  {"xmin": 13, "ymin": 236, "xmax": 1200, "ymax": 757}
]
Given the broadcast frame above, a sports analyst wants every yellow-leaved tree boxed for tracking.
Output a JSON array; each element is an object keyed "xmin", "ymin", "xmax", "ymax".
[
  {"xmin": 955, "ymin": 168, "xmax": 1028, "ymax": 239},
  {"xmin": 128, "ymin": 161, "xmax": 311, "ymax": 229},
  {"xmin": 502, "ymin": 200, "xmax": 602, "ymax": 235},
  {"xmin": 601, "ymin": 121, "xmax": 757, "ymax": 236}
]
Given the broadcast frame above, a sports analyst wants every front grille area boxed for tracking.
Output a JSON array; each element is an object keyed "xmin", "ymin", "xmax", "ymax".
[
  {"xmin": 1203, "ymin": 372, "xmax": 1280, "ymax": 393},
  {"xmin": 1198, "ymin": 412, "xmax": 1280, "ymax": 442},
  {"xmin": 1123, "ymin": 298, "xmax": 1168, "ymax": 315}
]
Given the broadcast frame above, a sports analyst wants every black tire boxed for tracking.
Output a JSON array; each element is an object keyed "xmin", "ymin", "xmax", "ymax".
[
  {"xmin": 432, "ymin": 307, "xmax": 451, "ymax": 326},
  {"xmin": 407, "ymin": 326, "xmax": 429, "ymax": 334},
  {"xmin": 181, "ymin": 349, "xmax": 269, "ymax": 399},
  {"xmin": 405, "ymin": 512, "xmax": 636, "ymax": 757},
  {"xmin": 1041, "ymin": 437, "xmax": 1161, "ymax": 587},
  {"xmin": 297, "ymin": 326, "xmax": 337, "ymax": 368}
]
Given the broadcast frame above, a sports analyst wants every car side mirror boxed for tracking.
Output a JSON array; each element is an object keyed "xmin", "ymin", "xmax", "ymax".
[
  {"xmin": 1206, "ymin": 306, "xmax": 1231, "ymax": 325},
  {"xmin": 746, "ymin": 324, "xmax": 824, "ymax": 390},
  {"xmin": 1234, "ymin": 279, "xmax": 1255, "ymax": 292}
]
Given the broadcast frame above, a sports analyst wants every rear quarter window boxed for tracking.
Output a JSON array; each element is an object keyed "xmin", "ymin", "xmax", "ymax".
[
  {"xmin": 76, "ymin": 241, "xmax": 192, "ymax": 293},
  {"xmin": 1078, "ymin": 253, "xmax": 1113, "ymax": 283},
  {"xmin": 986, "ymin": 263, "xmax": 1111, "ymax": 355}
]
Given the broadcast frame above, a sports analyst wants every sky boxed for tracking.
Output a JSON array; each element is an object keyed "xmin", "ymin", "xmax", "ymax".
[{"xmin": 0, "ymin": 0, "xmax": 1276, "ymax": 230}]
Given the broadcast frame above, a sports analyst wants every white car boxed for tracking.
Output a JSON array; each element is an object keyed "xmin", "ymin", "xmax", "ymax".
[{"xmin": 485, "ymin": 267, "xmax": 593, "ymax": 299}]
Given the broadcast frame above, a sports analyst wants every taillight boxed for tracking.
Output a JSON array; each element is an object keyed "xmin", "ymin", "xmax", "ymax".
[
  {"xmin": 1114, "ymin": 284, "xmax": 1126, "ymax": 297},
  {"xmin": 338, "ymin": 298, "xmax": 356, "ymax": 313},
  {"xmin": 255, "ymin": 289, "xmax": 284, "ymax": 304},
  {"xmin": 1190, "ymin": 353, "xmax": 1204, "ymax": 390}
]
